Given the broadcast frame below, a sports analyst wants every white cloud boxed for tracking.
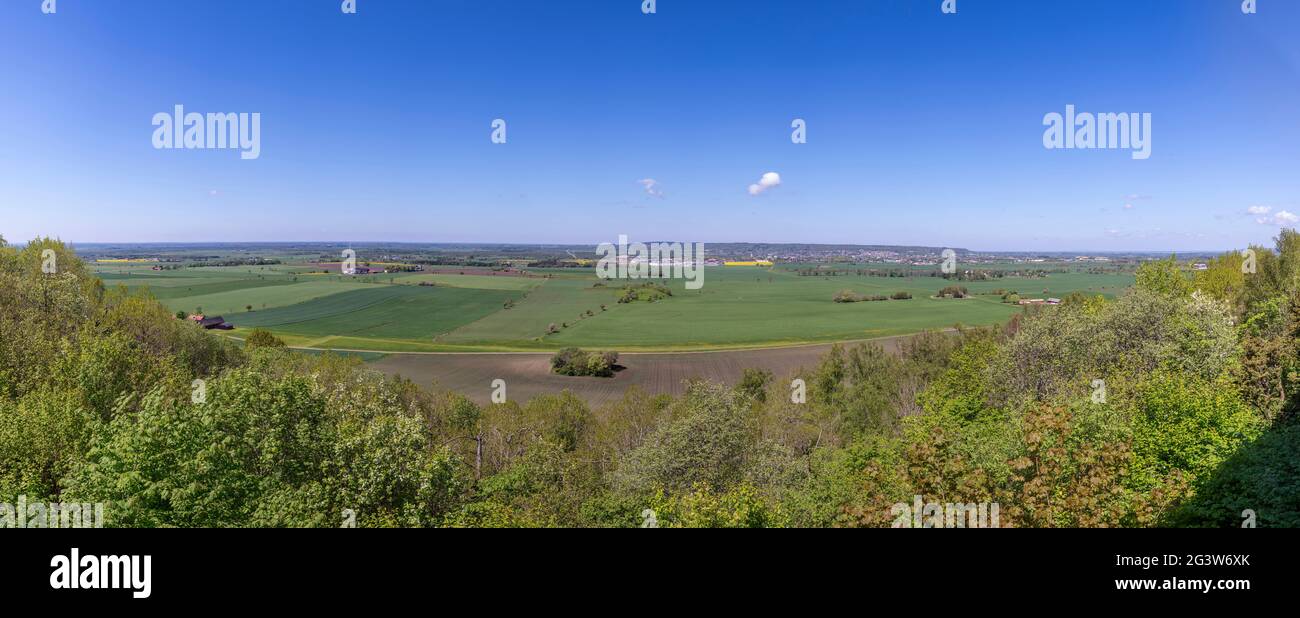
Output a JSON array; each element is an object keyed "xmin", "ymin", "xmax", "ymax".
[
  {"xmin": 1121, "ymin": 194, "xmax": 1151, "ymax": 210},
  {"xmin": 747, "ymin": 172, "xmax": 781, "ymax": 196},
  {"xmin": 1247, "ymin": 205, "xmax": 1298, "ymax": 226},
  {"xmin": 637, "ymin": 178, "xmax": 663, "ymax": 199}
]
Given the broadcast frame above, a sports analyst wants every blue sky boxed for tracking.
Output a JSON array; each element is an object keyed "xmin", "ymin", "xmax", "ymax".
[{"xmin": 1, "ymin": 0, "xmax": 1298, "ymax": 251}]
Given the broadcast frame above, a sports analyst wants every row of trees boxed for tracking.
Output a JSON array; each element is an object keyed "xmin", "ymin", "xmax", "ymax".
[
  {"xmin": 832, "ymin": 290, "xmax": 913, "ymax": 303},
  {"xmin": 2, "ymin": 233, "xmax": 1297, "ymax": 526}
]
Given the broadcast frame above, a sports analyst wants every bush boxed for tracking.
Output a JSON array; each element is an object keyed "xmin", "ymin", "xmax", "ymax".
[
  {"xmin": 938, "ymin": 285, "xmax": 969, "ymax": 298},
  {"xmin": 245, "ymin": 328, "xmax": 286, "ymax": 349},
  {"xmin": 550, "ymin": 348, "xmax": 618, "ymax": 377},
  {"xmin": 618, "ymin": 282, "xmax": 672, "ymax": 304},
  {"xmin": 835, "ymin": 290, "xmax": 904, "ymax": 303}
]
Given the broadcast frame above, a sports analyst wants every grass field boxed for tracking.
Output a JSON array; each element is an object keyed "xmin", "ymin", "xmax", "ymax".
[
  {"xmin": 538, "ymin": 267, "xmax": 1117, "ymax": 348},
  {"xmin": 161, "ymin": 280, "xmax": 377, "ymax": 316},
  {"xmin": 226, "ymin": 285, "xmax": 520, "ymax": 343},
  {"xmin": 91, "ymin": 260, "xmax": 1134, "ymax": 352},
  {"xmin": 388, "ymin": 272, "xmax": 544, "ymax": 291}
]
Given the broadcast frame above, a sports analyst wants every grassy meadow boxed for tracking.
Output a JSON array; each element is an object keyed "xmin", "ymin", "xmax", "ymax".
[{"xmin": 91, "ymin": 259, "xmax": 1134, "ymax": 352}]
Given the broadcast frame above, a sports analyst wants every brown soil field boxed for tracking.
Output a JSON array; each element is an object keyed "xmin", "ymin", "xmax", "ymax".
[{"xmin": 366, "ymin": 335, "xmax": 916, "ymax": 407}]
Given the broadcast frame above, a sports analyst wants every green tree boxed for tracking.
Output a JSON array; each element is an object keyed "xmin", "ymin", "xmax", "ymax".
[
  {"xmin": 245, "ymin": 328, "xmax": 286, "ymax": 349},
  {"xmin": 1128, "ymin": 372, "xmax": 1262, "ymax": 492},
  {"xmin": 616, "ymin": 382, "xmax": 755, "ymax": 496},
  {"xmin": 1134, "ymin": 256, "xmax": 1193, "ymax": 298},
  {"xmin": 1193, "ymin": 251, "xmax": 1246, "ymax": 313},
  {"xmin": 736, "ymin": 368, "xmax": 773, "ymax": 403},
  {"xmin": 66, "ymin": 366, "xmax": 465, "ymax": 527}
]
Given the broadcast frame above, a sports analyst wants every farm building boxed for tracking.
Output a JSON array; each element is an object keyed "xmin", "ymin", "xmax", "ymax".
[{"xmin": 189, "ymin": 314, "xmax": 233, "ymax": 330}]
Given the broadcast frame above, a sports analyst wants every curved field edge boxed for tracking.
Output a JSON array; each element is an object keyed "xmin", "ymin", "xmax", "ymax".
[{"xmin": 226, "ymin": 326, "xmax": 965, "ymax": 354}]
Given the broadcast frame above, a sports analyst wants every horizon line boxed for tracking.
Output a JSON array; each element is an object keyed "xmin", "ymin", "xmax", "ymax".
[{"xmin": 18, "ymin": 239, "xmax": 1245, "ymax": 256}]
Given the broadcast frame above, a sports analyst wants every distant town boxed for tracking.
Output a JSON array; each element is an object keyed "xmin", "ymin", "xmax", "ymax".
[{"xmin": 67, "ymin": 241, "xmax": 1222, "ymax": 272}]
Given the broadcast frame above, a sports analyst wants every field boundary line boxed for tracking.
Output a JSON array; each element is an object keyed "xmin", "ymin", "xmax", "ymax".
[{"xmin": 222, "ymin": 329, "xmax": 959, "ymax": 356}]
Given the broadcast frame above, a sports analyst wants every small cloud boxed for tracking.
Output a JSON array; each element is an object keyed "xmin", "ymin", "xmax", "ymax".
[
  {"xmin": 1122, "ymin": 194, "xmax": 1151, "ymax": 210},
  {"xmin": 208, "ymin": 189, "xmax": 221, "ymax": 197},
  {"xmin": 747, "ymin": 172, "xmax": 781, "ymax": 196},
  {"xmin": 1247, "ymin": 205, "xmax": 1297, "ymax": 226},
  {"xmin": 637, "ymin": 178, "xmax": 664, "ymax": 199}
]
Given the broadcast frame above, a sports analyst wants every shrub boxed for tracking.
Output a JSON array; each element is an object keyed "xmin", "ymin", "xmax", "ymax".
[
  {"xmin": 836, "ymin": 290, "xmax": 903, "ymax": 303},
  {"xmin": 938, "ymin": 285, "xmax": 969, "ymax": 298},
  {"xmin": 833, "ymin": 290, "xmax": 860, "ymax": 303},
  {"xmin": 245, "ymin": 328, "xmax": 286, "ymax": 349},
  {"xmin": 618, "ymin": 282, "xmax": 673, "ymax": 303},
  {"xmin": 550, "ymin": 348, "xmax": 619, "ymax": 377}
]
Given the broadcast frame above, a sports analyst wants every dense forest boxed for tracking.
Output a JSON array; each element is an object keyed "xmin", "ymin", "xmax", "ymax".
[{"xmin": 1, "ymin": 232, "xmax": 1296, "ymax": 527}]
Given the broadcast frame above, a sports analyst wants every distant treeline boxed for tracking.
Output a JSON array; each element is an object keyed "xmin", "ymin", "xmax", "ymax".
[
  {"xmin": 792, "ymin": 267, "xmax": 1083, "ymax": 280},
  {"xmin": 189, "ymin": 257, "xmax": 281, "ymax": 267}
]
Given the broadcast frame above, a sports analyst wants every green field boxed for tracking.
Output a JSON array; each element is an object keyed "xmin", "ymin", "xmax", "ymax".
[
  {"xmin": 388, "ymin": 272, "xmax": 544, "ymax": 291},
  {"xmin": 538, "ymin": 267, "xmax": 1132, "ymax": 348},
  {"xmin": 92, "ymin": 261, "xmax": 1134, "ymax": 352},
  {"xmin": 228, "ymin": 285, "xmax": 518, "ymax": 342}
]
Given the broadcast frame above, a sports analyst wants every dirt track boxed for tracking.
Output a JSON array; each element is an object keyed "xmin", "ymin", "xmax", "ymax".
[{"xmin": 367, "ymin": 336, "xmax": 914, "ymax": 407}]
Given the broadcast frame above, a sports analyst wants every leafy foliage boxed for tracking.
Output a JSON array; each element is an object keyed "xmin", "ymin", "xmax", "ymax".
[
  {"xmin": 550, "ymin": 347, "xmax": 618, "ymax": 377},
  {"xmin": 3, "ymin": 232, "xmax": 1299, "ymax": 527}
]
